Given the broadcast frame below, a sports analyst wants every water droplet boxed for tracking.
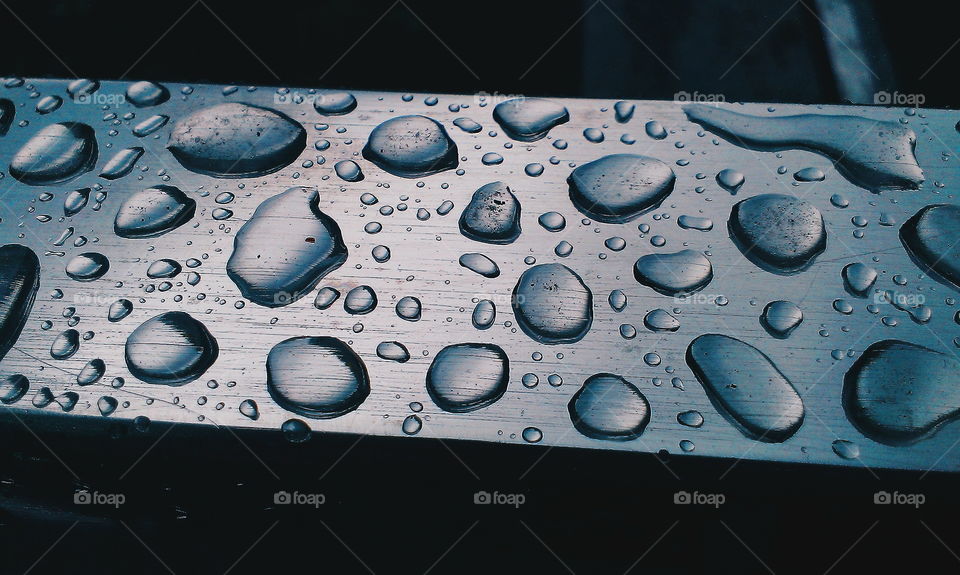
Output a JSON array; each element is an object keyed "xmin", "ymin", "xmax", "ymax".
[
  {"xmin": 267, "ymin": 336, "xmax": 369, "ymax": 418},
  {"xmin": 126, "ymin": 81, "xmax": 169, "ymax": 107},
  {"xmin": 10, "ymin": 123, "xmax": 98, "ymax": 185},
  {"xmin": 568, "ymin": 373, "xmax": 651, "ymax": 440},
  {"xmin": 643, "ymin": 309, "xmax": 680, "ymax": 332},
  {"xmin": 343, "ymin": 285, "xmax": 377, "ymax": 315},
  {"xmin": 239, "ymin": 399, "xmax": 259, "ymax": 420},
  {"xmin": 133, "ymin": 114, "xmax": 169, "ymax": 137},
  {"xmin": 334, "ymin": 159, "xmax": 364, "ymax": 182},
  {"xmin": 492, "ymin": 98, "xmax": 568, "ymax": 141},
  {"xmin": 313, "ymin": 286, "xmax": 341, "ymax": 310},
  {"xmin": 684, "ymin": 104, "xmax": 923, "ymax": 192},
  {"xmin": 831, "ymin": 439, "xmax": 859, "ymax": 459},
  {"xmin": 426, "ymin": 343, "xmax": 508, "ymax": 412},
  {"xmin": 100, "ymin": 146, "xmax": 143, "ymax": 180},
  {"xmin": 522, "ymin": 427, "xmax": 543, "ymax": 443},
  {"xmin": 168, "ymin": 103, "xmax": 306, "ymax": 177},
  {"xmin": 459, "ymin": 253, "xmax": 500, "ymax": 278},
  {"xmin": 538, "ymin": 212, "xmax": 566, "ymax": 232},
  {"xmin": 97, "ymin": 396, "xmax": 118, "ymax": 416},
  {"xmin": 377, "ymin": 341, "xmax": 410, "ymax": 363},
  {"xmin": 634, "ymin": 250, "xmax": 712, "ymax": 296},
  {"xmin": 677, "ymin": 215, "xmax": 713, "ymax": 231},
  {"xmin": 362, "ymin": 115, "xmax": 458, "ymax": 177},
  {"xmin": 65, "ymin": 252, "xmax": 109, "ymax": 282},
  {"xmin": 227, "ymin": 187, "xmax": 347, "ymax": 307},
  {"xmin": 512, "ymin": 264, "xmax": 592, "ymax": 344},
  {"xmin": 459, "ymin": 181, "xmax": 521, "ymax": 244},
  {"xmin": 677, "ymin": 410, "xmax": 704, "ymax": 428},
  {"xmin": 76, "ymin": 358, "xmax": 106, "ymax": 386},
  {"xmin": 36, "ymin": 95, "xmax": 62, "ymax": 114},
  {"xmin": 844, "ymin": 340, "xmax": 960, "ymax": 445},
  {"xmin": 608, "ymin": 289, "xmax": 627, "ymax": 312},
  {"xmin": 146, "ymin": 258, "xmax": 182, "ymax": 279},
  {"xmin": 281, "ymin": 419, "xmax": 311, "ymax": 443},
  {"xmin": 125, "ymin": 312, "xmax": 219, "ymax": 385},
  {"xmin": 402, "ymin": 414, "xmax": 422, "ymax": 435},
  {"xmin": 472, "ymin": 299, "xmax": 496, "ymax": 329},
  {"xmin": 794, "ymin": 167, "xmax": 825, "ymax": 182},
  {"xmin": 396, "ymin": 296, "xmax": 422, "ymax": 321},
  {"xmin": 568, "ymin": 154, "xmax": 675, "ymax": 223},
  {"xmin": 50, "ymin": 329, "xmax": 80, "ymax": 360},
  {"xmin": 842, "ymin": 263, "xmax": 878, "ymax": 297},
  {"xmin": 453, "ymin": 117, "xmax": 482, "ymax": 133},
  {"xmin": 900, "ymin": 204, "xmax": 960, "ymax": 289},
  {"xmin": 63, "ymin": 188, "xmax": 90, "ymax": 217},
  {"xmin": 730, "ymin": 194, "xmax": 826, "ymax": 273},
  {"xmin": 0, "ymin": 374, "xmax": 28, "ymax": 404},
  {"xmin": 115, "ymin": 185, "xmax": 196, "ymax": 238},
  {"xmin": 760, "ymin": 301, "xmax": 803, "ymax": 338},
  {"xmin": 0, "ymin": 245, "xmax": 40, "ymax": 361},
  {"xmin": 313, "ymin": 91, "xmax": 356, "ymax": 115},
  {"xmin": 686, "ymin": 334, "xmax": 804, "ymax": 442},
  {"xmin": 716, "ymin": 169, "xmax": 745, "ymax": 194},
  {"xmin": 613, "ymin": 101, "xmax": 635, "ymax": 123}
]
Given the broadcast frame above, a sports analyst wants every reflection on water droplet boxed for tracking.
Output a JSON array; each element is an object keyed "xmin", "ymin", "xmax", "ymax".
[
  {"xmin": 65, "ymin": 252, "xmax": 109, "ymax": 282},
  {"xmin": 10, "ymin": 122, "xmax": 98, "ymax": 185},
  {"xmin": 634, "ymin": 250, "xmax": 712, "ymax": 296},
  {"xmin": 760, "ymin": 301, "xmax": 803, "ymax": 338},
  {"xmin": 522, "ymin": 426, "xmax": 543, "ymax": 443},
  {"xmin": 239, "ymin": 399, "xmax": 259, "ymax": 420},
  {"xmin": 512, "ymin": 263, "xmax": 592, "ymax": 344},
  {"xmin": 125, "ymin": 312, "xmax": 219, "ymax": 385}
]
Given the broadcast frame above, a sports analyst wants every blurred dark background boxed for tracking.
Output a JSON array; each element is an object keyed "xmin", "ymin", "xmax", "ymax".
[
  {"xmin": 2, "ymin": 0, "xmax": 960, "ymax": 573},
  {"xmin": 0, "ymin": 0, "xmax": 956, "ymax": 107}
]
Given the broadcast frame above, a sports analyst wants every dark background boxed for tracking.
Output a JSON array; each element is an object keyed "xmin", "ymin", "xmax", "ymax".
[{"xmin": 2, "ymin": 0, "xmax": 959, "ymax": 573}]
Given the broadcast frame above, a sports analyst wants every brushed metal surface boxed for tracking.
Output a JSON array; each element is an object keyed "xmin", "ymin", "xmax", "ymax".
[{"xmin": 1, "ymin": 78, "xmax": 958, "ymax": 472}]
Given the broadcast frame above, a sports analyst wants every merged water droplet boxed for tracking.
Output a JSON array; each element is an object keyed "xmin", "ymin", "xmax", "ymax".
[
  {"xmin": 492, "ymin": 98, "xmax": 569, "ymax": 141},
  {"xmin": 684, "ymin": 104, "xmax": 923, "ymax": 192},
  {"xmin": 9, "ymin": 122, "xmax": 98, "ymax": 185},
  {"xmin": 568, "ymin": 154, "xmax": 675, "ymax": 223},
  {"xmin": 0, "ymin": 245, "xmax": 40, "ymax": 361},
  {"xmin": 361, "ymin": 115, "xmax": 458, "ymax": 177},
  {"xmin": 115, "ymin": 185, "xmax": 196, "ymax": 239},
  {"xmin": 267, "ymin": 336, "xmax": 370, "ymax": 418},
  {"xmin": 168, "ymin": 103, "xmax": 306, "ymax": 177},
  {"xmin": 227, "ymin": 187, "xmax": 348, "ymax": 307},
  {"xmin": 426, "ymin": 343, "xmax": 509, "ymax": 413},
  {"xmin": 760, "ymin": 301, "xmax": 803, "ymax": 338},
  {"xmin": 65, "ymin": 252, "xmax": 110, "ymax": 282},
  {"xmin": 729, "ymin": 194, "xmax": 826, "ymax": 273},
  {"xmin": 125, "ymin": 312, "xmax": 219, "ymax": 385},
  {"xmin": 686, "ymin": 334, "xmax": 804, "ymax": 442},
  {"xmin": 459, "ymin": 181, "xmax": 522, "ymax": 244},
  {"xmin": 843, "ymin": 340, "xmax": 960, "ymax": 445},
  {"xmin": 512, "ymin": 263, "xmax": 593, "ymax": 344},
  {"xmin": 900, "ymin": 204, "xmax": 960, "ymax": 289},
  {"xmin": 568, "ymin": 373, "xmax": 651, "ymax": 440},
  {"xmin": 634, "ymin": 250, "xmax": 713, "ymax": 296}
]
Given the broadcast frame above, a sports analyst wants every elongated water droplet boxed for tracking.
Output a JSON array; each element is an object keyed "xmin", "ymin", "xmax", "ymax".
[
  {"xmin": 568, "ymin": 373, "xmax": 650, "ymax": 440},
  {"xmin": 568, "ymin": 154, "xmax": 675, "ymax": 223},
  {"xmin": 426, "ymin": 343, "xmax": 508, "ymax": 413},
  {"xmin": 50, "ymin": 329, "xmax": 80, "ymax": 360},
  {"xmin": 377, "ymin": 341, "xmax": 410, "ymax": 363},
  {"xmin": 677, "ymin": 410, "xmax": 704, "ymax": 428},
  {"xmin": 459, "ymin": 181, "xmax": 522, "ymax": 244},
  {"xmin": 125, "ymin": 312, "xmax": 219, "ymax": 385},
  {"xmin": 684, "ymin": 104, "xmax": 923, "ymax": 192},
  {"xmin": 459, "ymin": 253, "xmax": 500, "ymax": 278},
  {"xmin": 108, "ymin": 299, "xmax": 133, "ymax": 322},
  {"xmin": 147, "ymin": 259, "xmax": 181, "ymax": 279},
  {"xmin": 115, "ymin": 185, "xmax": 196, "ymax": 239},
  {"xmin": 227, "ymin": 187, "xmax": 347, "ymax": 307},
  {"xmin": 832, "ymin": 439, "xmax": 859, "ymax": 459},
  {"xmin": 472, "ymin": 299, "xmax": 496, "ymax": 329},
  {"xmin": 10, "ymin": 122, "xmax": 98, "ymax": 185},
  {"xmin": 634, "ymin": 250, "xmax": 712, "ymax": 296},
  {"xmin": 76, "ymin": 358, "xmax": 106, "ymax": 386},
  {"xmin": 362, "ymin": 115, "xmax": 458, "ymax": 177},
  {"xmin": 168, "ymin": 103, "xmax": 306, "ymax": 177},
  {"xmin": 133, "ymin": 114, "xmax": 169, "ymax": 137},
  {"xmin": 794, "ymin": 167, "xmax": 825, "ymax": 182},
  {"xmin": 492, "ymin": 98, "xmax": 568, "ymax": 141},
  {"xmin": 729, "ymin": 194, "xmax": 825, "ymax": 273},
  {"xmin": 100, "ymin": 147, "xmax": 143, "ymax": 180},
  {"xmin": 512, "ymin": 263, "xmax": 592, "ymax": 344},
  {"xmin": 64, "ymin": 188, "xmax": 90, "ymax": 217},
  {"xmin": 677, "ymin": 215, "xmax": 713, "ymax": 231},
  {"xmin": 267, "ymin": 336, "xmax": 369, "ymax": 418},
  {"xmin": 686, "ymin": 334, "xmax": 804, "ymax": 442}
]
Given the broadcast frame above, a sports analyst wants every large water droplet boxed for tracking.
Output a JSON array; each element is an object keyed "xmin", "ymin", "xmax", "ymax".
[
  {"xmin": 729, "ymin": 194, "xmax": 826, "ymax": 273},
  {"xmin": 568, "ymin": 154, "xmax": 675, "ymax": 223},
  {"xmin": 512, "ymin": 263, "xmax": 592, "ymax": 344},
  {"xmin": 115, "ymin": 185, "xmax": 196, "ymax": 239},
  {"xmin": 313, "ymin": 91, "xmax": 357, "ymax": 115},
  {"xmin": 50, "ymin": 329, "xmax": 80, "ymax": 360},
  {"xmin": 125, "ymin": 312, "xmax": 219, "ymax": 385},
  {"xmin": 686, "ymin": 334, "xmax": 804, "ymax": 442},
  {"xmin": 267, "ymin": 336, "xmax": 369, "ymax": 418},
  {"xmin": 843, "ymin": 340, "xmax": 960, "ymax": 445},
  {"xmin": 634, "ymin": 250, "xmax": 712, "ymax": 296},
  {"xmin": 568, "ymin": 373, "xmax": 651, "ymax": 440},
  {"xmin": 426, "ymin": 343, "xmax": 508, "ymax": 413},
  {"xmin": 361, "ymin": 115, "xmax": 458, "ymax": 178},
  {"xmin": 0, "ymin": 374, "xmax": 28, "ymax": 404},
  {"xmin": 126, "ymin": 81, "xmax": 170, "ymax": 107},
  {"xmin": 492, "ymin": 98, "xmax": 569, "ymax": 142},
  {"xmin": 0, "ymin": 245, "xmax": 40, "ymax": 361},
  {"xmin": 168, "ymin": 103, "xmax": 306, "ymax": 177},
  {"xmin": 459, "ymin": 181, "xmax": 522, "ymax": 244},
  {"xmin": 9, "ymin": 123, "xmax": 98, "ymax": 185},
  {"xmin": 684, "ymin": 104, "xmax": 923, "ymax": 192},
  {"xmin": 227, "ymin": 187, "xmax": 347, "ymax": 307},
  {"xmin": 900, "ymin": 204, "xmax": 960, "ymax": 290}
]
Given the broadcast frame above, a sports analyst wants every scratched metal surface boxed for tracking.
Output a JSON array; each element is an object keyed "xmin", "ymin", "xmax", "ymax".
[{"xmin": 0, "ymin": 78, "xmax": 958, "ymax": 472}]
